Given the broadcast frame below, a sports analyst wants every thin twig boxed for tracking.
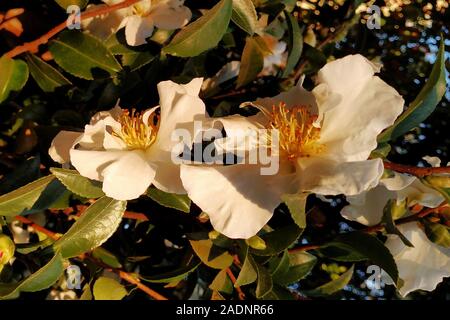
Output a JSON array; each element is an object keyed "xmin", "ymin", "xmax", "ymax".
[
  {"xmin": 226, "ymin": 268, "xmax": 245, "ymax": 300},
  {"xmin": 4, "ymin": 0, "xmax": 141, "ymax": 58},
  {"xmin": 383, "ymin": 161, "xmax": 450, "ymax": 177}
]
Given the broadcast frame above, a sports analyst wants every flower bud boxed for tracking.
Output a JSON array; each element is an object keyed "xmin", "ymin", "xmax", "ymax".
[{"xmin": 245, "ymin": 235, "xmax": 267, "ymax": 250}]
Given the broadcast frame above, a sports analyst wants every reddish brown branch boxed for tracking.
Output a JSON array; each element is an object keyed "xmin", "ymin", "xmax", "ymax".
[
  {"xmin": 383, "ymin": 161, "xmax": 450, "ymax": 178},
  {"xmin": 14, "ymin": 215, "xmax": 60, "ymax": 240},
  {"xmin": 226, "ymin": 268, "xmax": 245, "ymax": 300},
  {"xmin": 4, "ymin": 0, "xmax": 141, "ymax": 58}
]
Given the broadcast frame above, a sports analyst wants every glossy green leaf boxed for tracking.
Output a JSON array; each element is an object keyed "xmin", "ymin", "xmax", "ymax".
[
  {"xmin": 235, "ymin": 247, "xmax": 257, "ymax": 287},
  {"xmin": 250, "ymin": 257, "xmax": 273, "ymax": 299},
  {"xmin": 269, "ymin": 250, "xmax": 290, "ymax": 283},
  {"xmin": 302, "ymin": 265, "xmax": 354, "ymax": 297},
  {"xmin": 0, "ymin": 175, "xmax": 55, "ymax": 216},
  {"xmin": 146, "ymin": 187, "xmax": 191, "ymax": 213},
  {"xmin": 209, "ymin": 269, "xmax": 233, "ymax": 294},
  {"xmin": 50, "ymin": 167, "xmax": 105, "ymax": 199},
  {"xmin": 262, "ymin": 285, "xmax": 295, "ymax": 300},
  {"xmin": 382, "ymin": 200, "xmax": 414, "ymax": 247},
  {"xmin": 54, "ymin": 197, "xmax": 126, "ymax": 258},
  {"xmin": 164, "ymin": 0, "xmax": 233, "ymax": 57},
  {"xmin": 277, "ymin": 251, "xmax": 316, "ymax": 286},
  {"xmin": 282, "ymin": 193, "xmax": 308, "ymax": 228},
  {"xmin": 93, "ymin": 277, "xmax": 127, "ymax": 300},
  {"xmin": 122, "ymin": 52, "xmax": 156, "ymax": 71},
  {"xmin": 0, "ymin": 56, "xmax": 29, "ymax": 104},
  {"xmin": 25, "ymin": 54, "xmax": 71, "ymax": 92},
  {"xmin": 49, "ymin": 31, "xmax": 122, "ymax": 80},
  {"xmin": 189, "ymin": 239, "xmax": 233, "ymax": 270},
  {"xmin": 236, "ymin": 36, "xmax": 265, "ymax": 88},
  {"xmin": 92, "ymin": 247, "xmax": 122, "ymax": 268},
  {"xmin": 250, "ymin": 224, "xmax": 303, "ymax": 256},
  {"xmin": 282, "ymin": 11, "xmax": 303, "ymax": 77},
  {"xmin": 142, "ymin": 260, "xmax": 200, "ymax": 283},
  {"xmin": 231, "ymin": 0, "xmax": 258, "ymax": 35},
  {"xmin": 379, "ymin": 39, "xmax": 446, "ymax": 142},
  {"xmin": 0, "ymin": 252, "xmax": 65, "ymax": 300}
]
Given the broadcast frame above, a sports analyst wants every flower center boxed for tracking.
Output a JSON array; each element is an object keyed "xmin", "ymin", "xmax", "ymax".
[
  {"xmin": 114, "ymin": 109, "xmax": 159, "ymax": 150},
  {"xmin": 266, "ymin": 102, "xmax": 324, "ymax": 161}
]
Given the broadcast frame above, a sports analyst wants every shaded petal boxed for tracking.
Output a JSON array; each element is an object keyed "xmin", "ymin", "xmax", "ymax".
[
  {"xmin": 152, "ymin": 160, "xmax": 185, "ymax": 194},
  {"xmin": 422, "ymin": 156, "xmax": 441, "ymax": 167},
  {"xmin": 385, "ymin": 222, "xmax": 450, "ymax": 297},
  {"xmin": 70, "ymin": 149, "xmax": 127, "ymax": 181},
  {"xmin": 124, "ymin": 15, "xmax": 154, "ymax": 46},
  {"xmin": 81, "ymin": 4, "xmax": 129, "ymax": 40},
  {"xmin": 297, "ymin": 157, "xmax": 383, "ymax": 196},
  {"xmin": 150, "ymin": 1, "xmax": 192, "ymax": 30},
  {"xmin": 202, "ymin": 61, "xmax": 240, "ymax": 91},
  {"xmin": 49, "ymin": 131, "xmax": 82, "ymax": 164},
  {"xmin": 101, "ymin": 150, "xmax": 156, "ymax": 200},
  {"xmin": 317, "ymin": 55, "xmax": 404, "ymax": 162},
  {"xmin": 180, "ymin": 164, "xmax": 296, "ymax": 239},
  {"xmin": 399, "ymin": 178, "xmax": 445, "ymax": 208}
]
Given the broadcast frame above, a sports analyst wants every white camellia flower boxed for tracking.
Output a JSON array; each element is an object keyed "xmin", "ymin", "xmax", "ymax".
[
  {"xmin": 82, "ymin": 0, "xmax": 192, "ymax": 46},
  {"xmin": 49, "ymin": 78, "xmax": 206, "ymax": 200},
  {"xmin": 341, "ymin": 159, "xmax": 448, "ymax": 296},
  {"xmin": 181, "ymin": 55, "xmax": 405, "ymax": 239}
]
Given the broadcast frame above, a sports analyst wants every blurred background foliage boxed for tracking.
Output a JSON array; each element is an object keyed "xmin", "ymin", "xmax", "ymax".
[{"xmin": 0, "ymin": 0, "xmax": 448, "ymax": 300}]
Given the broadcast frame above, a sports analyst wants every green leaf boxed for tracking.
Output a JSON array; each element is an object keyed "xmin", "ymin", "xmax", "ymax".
[
  {"xmin": 250, "ymin": 257, "xmax": 273, "ymax": 299},
  {"xmin": 0, "ymin": 252, "xmax": 65, "ymax": 300},
  {"xmin": 0, "ymin": 175, "xmax": 55, "ymax": 216},
  {"xmin": 378, "ymin": 39, "xmax": 446, "ymax": 142},
  {"xmin": 236, "ymin": 36, "xmax": 265, "ymax": 88},
  {"xmin": 235, "ymin": 247, "xmax": 257, "ymax": 286},
  {"xmin": 164, "ymin": 0, "xmax": 233, "ymax": 57},
  {"xmin": 262, "ymin": 285, "xmax": 295, "ymax": 300},
  {"xmin": 15, "ymin": 238, "xmax": 54, "ymax": 255},
  {"xmin": 209, "ymin": 269, "xmax": 233, "ymax": 294},
  {"xmin": 50, "ymin": 167, "xmax": 105, "ymax": 199},
  {"xmin": 142, "ymin": 260, "xmax": 200, "ymax": 283},
  {"xmin": 122, "ymin": 52, "xmax": 156, "ymax": 71},
  {"xmin": 321, "ymin": 231, "xmax": 399, "ymax": 285},
  {"xmin": 250, "ymin": 224, "xmax": 303, "ymax": 256},
  {"xmin": 55, "ymin": 0, "xmax": 88, "ymax": 9},
  {"xmin": 269, "ymin": 250, "xmax": 290, "ymax": 283},
  {"xmin": 231, "ymin": 0, "xmax": 258, "ymax": 35},
  {"xmin": 54, "ymin": 197, "xmax": 126, "ymax": 258},
  {"xmin": 146, "ymin": 187, "xmax": 191, "ymax": 213},
  {"xmin": 278, "ymin": 251, "xmax": 316, "ymax": 286},
  {"xmin": 49, "ymin": 31, "xmax": 122, "ymax": 80},
  {"xmin": 25, "ymin": 54, "xmax": 71, "ymax": 92},
  {"xmin": 189, "ymin": 239, "xmax": 233, "ymax": 270},
  {"xmin": 382, "ymin": 200, "xmax": 414, "ymax": 247},
  {"xmin": 282, "ymin": 11, "xmax": 303, "ymax": 77},
  {"xmin": 93, "ymin": 277, "xmax": 127, "ymax": 300},
  {"xmin": 282, "ymin": 193, "xmax": 308, "ymax": 228},
  {"xmin": 92, "ymin": 247, "xmax": 122, "ymax": 268},
  {"xmin": 0, "ymin": 56, "xmax": 29, "ymax": 104},
  {"xmin": 302, "ymin": 265, "xmax": 354, "ymax": 297},
  {"xmin": 422, "ymin": 220, "xmax": 450, "ymax": 248}
]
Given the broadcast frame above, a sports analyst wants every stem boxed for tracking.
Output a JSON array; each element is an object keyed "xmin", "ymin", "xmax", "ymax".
[
  {"xmin": 116, "ymin": 270, "xmax": 168, "ymax": 300},
  {"xmin": 226, "ymin": 268, "xmax": 245, "ymax": 300},
  {"xmin": 14, "ymin": 215, "xmax": 60, "ymax": 240},
  {"xmin": 4, "ymin": 0, "xmax": 141, "ymax": 58},
  {"xmin": 383, "ymin": 161, "xmax": 450, "ymax": 177}
]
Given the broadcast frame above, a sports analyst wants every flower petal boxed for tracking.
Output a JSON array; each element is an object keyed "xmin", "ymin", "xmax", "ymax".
[
  {"xmin": 181, "ymin": 164, "xmax": 296, "ymax": 239},
  {"xmin": 398, "ymin": 178, "xmax": 445, "ymax": 208},
  {"xmin": 49, "ymin": 131, "xmax": 82, "ymax": 164},
  {"xmin": 124, "ymin": 15, "xmax": 154, "ymax": 46},
  {"xmin": 101, "ymin": 150, "xmax": 156, "ymax": 200},
  {"xmin": 152, "ymin": 160, "xmax": 185, "ymax": 194},
  {"xmin": 81, "ymin": 4, "xmax": 129, "ymax": 40},
  {"xmin": 297, "ymin": 157, "xmax": 384, "ymax": 196},
  {"xmin": 385, "ymin": 222, "xmax": 450, "ymax": 297},
  {"xmin": 317, "ymin": 55, "xmax": 404, "ymax": 162},
  {"xmin": 70, "ymin": 149, "xmax": 127, "ymax": 181},
  {"xmin": 150, "ymin": 0, "xmax": 192, "ymax": 30}
]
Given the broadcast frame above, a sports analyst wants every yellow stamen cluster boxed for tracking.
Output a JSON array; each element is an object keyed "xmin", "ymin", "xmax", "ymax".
[
  {"xmin": 267, "ymin": 102, "xmax": 324, "ymax": 161},
  {"xmin": 114, "ymin": 109, "xmax": 159, "ymax": 150}
]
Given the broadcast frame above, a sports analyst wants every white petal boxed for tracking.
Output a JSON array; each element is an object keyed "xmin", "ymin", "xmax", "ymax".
[
  {"xmin": 152, "ymin": 160, "xmax": 185, "ymax": 194},
  {"xmin": 90, "ymin": 105, "xmax": 123, "ymax": 125},
  {"xmin": 150, "ymin": 1, "xmax": 192, "ymax": 30},
  {"xmin": 422, "ymin": 156, "xmax": 441, "ymax": 167},
  {"xmin": 297, "ymin": 158, "xmax": 384, "ymax": 196},
  {"xmin": 381, "ymin": 172, "xmax": 416, "ymax": 191},
  {"xmin": 385, "ymin": 222, "xmax": 450, "ymax": 297},
  {"xmin": 180, "ymin": 164, "xmax": 296, "ymax": 239},
  {"xmin": 101, "ymin": 150, "xmax": 156, "ymax": 200},
  {"xmin": 70, "ymin": 149, "xmax": 127, "ymax": 181},
  {"xmin": 341, "ymin": 185, "xmax": 394, "ymax": 226},
  {"xmin": 49, "ymin": 131, "xmax": 82, "ymax": 164},
  {"xmin": 317, "ymin": 55, "xmax": 404, "ymax": 162},
  {"xmin": 124, "ymin": 15, "xmax": 154, "ymax": 46},
  {"xmin": 154, "ymin": 79, "xmax": 206, "ymax": 151},
  {"xmin": 398, "ymin": 178, "xmax": 445, "ymax": 208},
  {"xmin": 81, "ymin": 4, "xmax": 129, "ymax": 40}
]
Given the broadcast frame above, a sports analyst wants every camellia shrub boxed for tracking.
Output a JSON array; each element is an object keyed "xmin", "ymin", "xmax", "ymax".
[{"xmin": 0, "ymin": 0, "xmax": 448, "ymax": 301}]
